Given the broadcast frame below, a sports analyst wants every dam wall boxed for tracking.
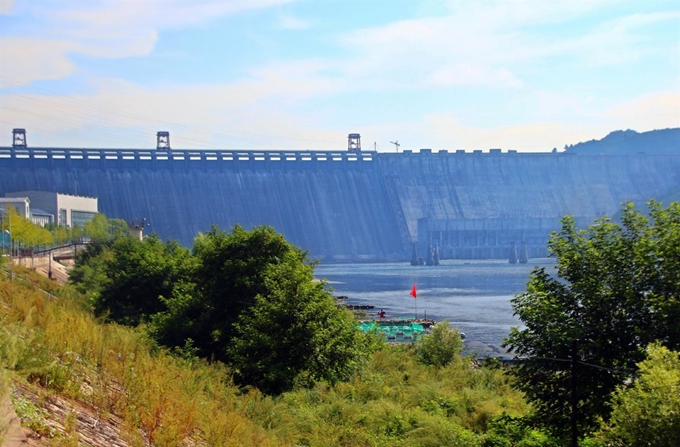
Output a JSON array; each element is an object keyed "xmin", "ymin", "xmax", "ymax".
[
  {"xmin": 1, "ymin": 147, "xmax": 678, "ymax": 261},
  {"xmin": 378, "ymin": 149, "xmax": 680, "ymax": 259},
  {"xmin": 0, "ymin": 148, "xmax": 404, "ymax": 261}
]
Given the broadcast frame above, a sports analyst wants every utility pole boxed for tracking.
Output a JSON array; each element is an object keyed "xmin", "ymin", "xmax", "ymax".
[
  {"xmin": 571, "ymin": 339, "xmax": 579, "ymax": 447},
  {"xmin": 8, "ymin": 209, "xmax": 12, "ymax": 283},
  {"xmin": 390, "ymin": 140, "xmax": 400, "ymax": 152},
  {"xmin": 0, "ymin": 207, "xmax": 3, "ymax": 260}
]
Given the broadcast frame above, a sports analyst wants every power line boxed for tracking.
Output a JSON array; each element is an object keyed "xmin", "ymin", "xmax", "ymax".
[{"xmin": 515, "ymin": 356, "xmax": 636, "ymax": 375}]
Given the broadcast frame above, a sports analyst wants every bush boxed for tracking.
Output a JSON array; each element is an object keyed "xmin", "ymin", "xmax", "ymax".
[
  {"xmin": 483, "ymin": 414, "xmax": 560, "ymax": 447},
  {"xmin": 417, "ymin": 320, "xmax": 463, "ymax": 367},
  {"xmin": 595, "ymin": 344, "xmax": 680, "ymax": 446}
]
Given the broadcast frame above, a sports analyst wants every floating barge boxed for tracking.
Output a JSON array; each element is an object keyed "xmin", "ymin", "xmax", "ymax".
[{"xmin": 358, "ymin": 319, "xmax": 436, "ymax": 342}]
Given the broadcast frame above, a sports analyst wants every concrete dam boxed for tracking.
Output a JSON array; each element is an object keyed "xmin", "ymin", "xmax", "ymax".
[{"xmin": 1, "ymin": 146, "xmax": 679, "ymax": 262}]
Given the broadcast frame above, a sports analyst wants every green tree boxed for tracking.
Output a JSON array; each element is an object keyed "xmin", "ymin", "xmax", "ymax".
[
  {"xmin": 69, "ymin": 242, "xmax": 116, "ymax": 303},
  {"xmin": 150, "ymin": 225, "xmax": 309, "ymax": 361},
  {"xmin": 50, "ymin": 225, "xmax": 70, "ymax": 245},
  {"xmin": 81, "ymin": 213, "xmax": 106, "ymax": 241},
  {"xmin": 596, "ymin": 344, "xmax": 680, "ymax": 447},
  {"xmin": 71, "ymin": 234, "xmax": 195, "ymax": 325},
  {"xmin": 82, "ymin": 214, "xmax": 128, "ymax": 242},
  {"xmin": 227, "ymin": 251, "xmax": 369, "ymax": 394},
  {"xmin": 416, "ymin": 320, "xmax": 463, "ymax": 367},
  {"xmin": 107, "ymin": 218, "xmax": 130, "ymax": 240},
  {"xmin": 503, "ymin": 201, "xmax": 680, "ymax": 438},
  {"xmin": 1, "ymin": 205, "xmax": 54, "ymax": 247},
  {"xmin": 149, "ymin": 224, "xmax": 371, "ymax": 393}
]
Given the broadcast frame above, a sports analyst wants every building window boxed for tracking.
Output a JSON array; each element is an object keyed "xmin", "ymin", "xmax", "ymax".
[
  {"xmin": 59, "ymin": 209, "xmax": 67, "ymax": 226},
  {"xmin": 71, "ymin": 211, "xmax": 96, "ymax": 227}
]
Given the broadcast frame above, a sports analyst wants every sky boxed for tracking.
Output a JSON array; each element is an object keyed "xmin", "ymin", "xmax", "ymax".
[{"xmin": 0, "ymin": 0, "xmax": 678, "ymax": 152}]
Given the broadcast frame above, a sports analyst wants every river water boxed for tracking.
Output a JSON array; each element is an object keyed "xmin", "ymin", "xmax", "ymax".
[{"xmin": 315, "ymin": 259, "xmax": 556, "ymax": 356}]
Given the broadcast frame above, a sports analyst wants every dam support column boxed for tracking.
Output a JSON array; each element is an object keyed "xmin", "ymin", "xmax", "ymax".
[{"xmin": 509, "ymin": 242, "xmax": 518, "ymax": 264}]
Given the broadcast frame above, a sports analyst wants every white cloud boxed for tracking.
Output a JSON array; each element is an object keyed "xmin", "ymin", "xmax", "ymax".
[
  {"xmin": 531, "ymin": 90, "xmax": 600, "ymax": 121},
  {"xmin": 0, "ymin": 38, "xmax": 75, "ymax": 88},
  {"xmin": 56, "ymin": 0, "xmax": 293, "ymax": 31},
  {"xmin": 72, "ymin": 30, "xmax": 158, "ymax": 59},
  {"xmin": 334, "ymin": 11, "xmax": 529, "ymax": 90},
  {"xmin": 363, "ymin": 91, "xmax": 680, "ymax": 152},
  {"xmin": 0, "ymin": 74, "xmax": 345, "ymax": 149},
  {"xmin": 331, "ymin": 0, "xmax": 678, "ymax": 91},
  {"xmin": 559, "ymin": 10, "xmax": 680, "ymax": 66},
  {"xmin": 0, "ymin": 0, "xmax": 292, "ymax": 88},
  {"xmin": 247, "ymin": 59, "xmax": 348, "ymax": 101},
  {"xmin": 458, "ymin": 0, "xmax": 618, "ymax": 26},
  {"xmin": 0, "ymin": 0, "xmax": 12, "ymax": 15},
  {"xmin": 278, "ymin": 13, "xmax": 311, "ymax": 30},
  {"xmin": 426, "ymin": 64, "xmax": 524, "ymax": 89},
  {"xmin": 606, "ymin": 92, "xmax": 680, "ymax": 131},
  {"xmin": 421, "ymin": 113, "xmax": 607, "ymax": 151}
]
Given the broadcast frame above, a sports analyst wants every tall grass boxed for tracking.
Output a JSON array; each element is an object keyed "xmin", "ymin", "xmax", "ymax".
[
  {"xmin": 1, "ymin": 273, "xmax": 275, "ymax": 446},
  {"xmin": 255, "ymin": 346, "xmax": 530, "ymax": 446},
  {"xmin": 0, "ymin": 370, "xmax": 10, "ymax": 444},
  {"xmin": 1, "ymin": 270, "xmax": 533, "ymax": 446}
]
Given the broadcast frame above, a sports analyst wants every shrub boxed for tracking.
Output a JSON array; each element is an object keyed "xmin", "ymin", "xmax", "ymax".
[
  {"xmin": 595, "ymin": 344, "xmax": 680, "ymax": 446},
  {"xmin": 417, "ymin": 320, "xmax": 463, "ymax": 367}
]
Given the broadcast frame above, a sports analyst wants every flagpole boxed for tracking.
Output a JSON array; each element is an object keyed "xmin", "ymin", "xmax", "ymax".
[{"xmin": 410, "ymin": 284, "xmax": 417, "ymax": 321}]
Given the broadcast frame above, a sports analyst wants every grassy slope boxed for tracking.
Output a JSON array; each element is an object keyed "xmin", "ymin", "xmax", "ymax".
[{"xmin": 0, "ymin": 267, "xmax": 531, "ymax": 446}]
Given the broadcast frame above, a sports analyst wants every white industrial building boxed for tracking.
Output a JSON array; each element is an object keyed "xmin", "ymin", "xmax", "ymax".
[
  {"xmin": 0, "ymin": 197, "xmax": 30, "ymax": 219},
  {"xmin": 4, "ymin": 191, "xmax": 98, "ymax": 227}
]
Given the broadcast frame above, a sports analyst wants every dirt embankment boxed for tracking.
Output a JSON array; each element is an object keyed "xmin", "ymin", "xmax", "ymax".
[
  {"xmin": 3, "ymin": 381, "xmax": 131, "ymax": 447},
  {"xmin": 2, "ymin": 256, "xmax": 128, "ymax": 445}
]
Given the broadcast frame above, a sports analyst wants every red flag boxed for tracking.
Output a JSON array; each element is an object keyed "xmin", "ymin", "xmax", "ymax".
[{"xmin": 410, "ymin": 284, "xmax": 417, "ymax": 298}]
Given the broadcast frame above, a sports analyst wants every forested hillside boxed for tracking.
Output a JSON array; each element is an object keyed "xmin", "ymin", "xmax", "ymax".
[{"xmin": 565, "ymin": 128, "xmax": 680, "ymax": 153}]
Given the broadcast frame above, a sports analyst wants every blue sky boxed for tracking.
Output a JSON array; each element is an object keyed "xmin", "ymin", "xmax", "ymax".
[{"xmin": 0, "ymin": 0, "xmax": 678, "ymax": 151}]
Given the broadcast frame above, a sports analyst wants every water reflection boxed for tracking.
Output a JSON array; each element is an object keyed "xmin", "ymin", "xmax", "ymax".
[{"xmin": 315, "ymin": 259, "xmax": 555, "ymax": 354}]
